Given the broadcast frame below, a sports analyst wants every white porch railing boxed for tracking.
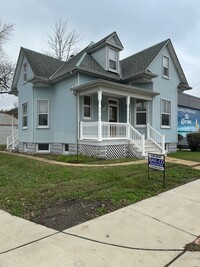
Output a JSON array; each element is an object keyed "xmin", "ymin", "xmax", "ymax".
[
  {"xmin": 7, "ymin": 129, "xmax": 19, "ymax": 150},
  {"xmin": 128, "ymin": 123, "xmax": 145, "ymax": 156},
  {"xmin": 147, "ymin": 123, "xmax": 165, "ymax": 154},
  {"xmin": 80, "ymin": 121, "xmax": 145, "ymax": 156},
  {"xmin": 102, "ymin": 122, "xmax": 127, "ymax": 139}
]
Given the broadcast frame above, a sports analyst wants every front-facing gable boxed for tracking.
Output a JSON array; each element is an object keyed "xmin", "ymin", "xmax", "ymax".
[
  {"xmin": 11, "ymin": 48, "xmax": 63, "ymax": 93},
  {"xmin": 120, "ymin": 39, "xmax": 192, "ymax": 91}
]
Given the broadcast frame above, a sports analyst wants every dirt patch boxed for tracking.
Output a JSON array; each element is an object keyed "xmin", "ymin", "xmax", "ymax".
[{"xmin": 29, "ymin": 199, "xmax": 118, "ymax": 231}]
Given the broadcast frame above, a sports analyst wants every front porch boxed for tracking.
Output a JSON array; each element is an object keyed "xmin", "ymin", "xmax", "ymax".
[
  {"xmin": 79, "ymin": 121, "xmax": 165, "ymax": 158},
  {"xmin": 73, "ymin": 79, "xmax": 165, "ymax": 158}
]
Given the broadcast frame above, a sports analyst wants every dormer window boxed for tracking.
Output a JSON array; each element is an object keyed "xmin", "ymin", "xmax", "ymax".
[
  {"xmin": 108, "ymin": 47, "xmax": 118, "ymax": 72},
  {"xmin": 23, "ymin": 63, "xmax": 27, "ymax": 83},
  {"xmin": 163, "ymin": 55, "xmax": 169, "ymax": 78}
]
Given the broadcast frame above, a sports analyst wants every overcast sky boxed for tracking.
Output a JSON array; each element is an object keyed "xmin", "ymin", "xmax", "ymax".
[{"xmin": 1, "ymin": 0, "xmax": 200, "ymax": 110}]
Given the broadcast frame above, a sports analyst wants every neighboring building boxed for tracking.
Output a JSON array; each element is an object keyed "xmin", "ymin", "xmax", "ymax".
[
  {"xmin": 10, "ymin": 32, "xmax": 192, "ymax": 158},
  {"xmin": 0, "ymin": 110, "xmax": 18, "ymax": 145},
  {"xmin": 178, "ymin": 93, "xmax": 200, "ymax": 147}
]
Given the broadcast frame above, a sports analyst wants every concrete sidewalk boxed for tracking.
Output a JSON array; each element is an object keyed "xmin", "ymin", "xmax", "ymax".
[{"xmin": 0, "ymin": 180, "xmax": 200, "ymax": 266}]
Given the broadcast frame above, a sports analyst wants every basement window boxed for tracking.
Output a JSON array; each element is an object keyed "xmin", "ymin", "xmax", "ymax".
[{"xmin": 37, "ymin": 143, "xmax": 50, "ymax": 153}]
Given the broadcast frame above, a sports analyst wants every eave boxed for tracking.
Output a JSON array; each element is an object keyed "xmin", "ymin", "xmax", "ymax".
[
  {"xmin": 178, "ymin": 83, "xmax": 193, "ymax": 92},
  {"xmin": 71, "ymin": 79, "xmax": 159, "ymax": 100},
  {"xmin": 122, "ymin": 70, "xmax": 158, "ymax": 83}
]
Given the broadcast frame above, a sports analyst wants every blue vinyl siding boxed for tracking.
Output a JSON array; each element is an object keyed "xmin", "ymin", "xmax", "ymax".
[
  {"xmin": 148, "ymin": 46, "xmax": 179, "ymax": 143},
  {"xmin": 53, "ymin": 77, "xmax": 77, "ymax": 143},
  {"xmin": 18, "ymin": 56, "xmax": 34, "ymax": 143},
  {"xmin": 90, "ymin": 46, "xmax": 107, "ymax": 70}
]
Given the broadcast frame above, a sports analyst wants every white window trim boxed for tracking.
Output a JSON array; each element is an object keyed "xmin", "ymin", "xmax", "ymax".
[
  {"xmin": 36, "ymin": 143, "xmax": 50, "ymax": 153},
  {"xmin": 23, "ymin": 63, "xmax": 27, "ymax": 84},
  {"xmin": 134, "ymin": 99, "xmax": 148, "ymax": 127},
  {"xmin": 108, "ymin": 98, "xmax": 119, "ymax": 122},
  {"xmin": 107, "ymin": 46, "xmax": 119, "ymax": 73},
  {"xmin": 161, "ymin": 99, "xmax": 171, "ymax": 128},
  {"xmin": 83, "ymin": 95, "xmax": 92, "ymax": 120},
  {"xmin": 22, "ymin": 102, "xmax": 28, "ymax": 129},
  {"xmin": 37, "ymin": 99, "xmax": 49, "ymax": 128},
  {"xmin": 162, "ymin": 55, "xmax": 169, "ymax": 79}
]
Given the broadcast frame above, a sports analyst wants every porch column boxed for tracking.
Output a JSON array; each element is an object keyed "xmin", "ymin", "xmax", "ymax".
[
  {"xmin": 126, "ymin": 96, "xmax": 130, "ymax": 139},
  {"xmin": 98, "ymin": 91, "xmax": 102, "ymax": 141}
]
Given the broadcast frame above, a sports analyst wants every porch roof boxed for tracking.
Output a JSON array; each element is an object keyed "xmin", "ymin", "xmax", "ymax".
[{"xmin": 71, "ymin": 79, "xmax": 160, "ymax": 99}]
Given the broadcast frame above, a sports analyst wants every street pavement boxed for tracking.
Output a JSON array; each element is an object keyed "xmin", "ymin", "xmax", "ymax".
[{"xmin": 0, "ymin": 178, "xmax": 199, "ymax": 266}]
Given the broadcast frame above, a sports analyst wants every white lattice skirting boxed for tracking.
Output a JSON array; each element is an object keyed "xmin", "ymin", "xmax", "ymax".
[
  {"xmin": 79, "ymin": 145, "xmax": 99, "ymax": 158},
  {"xmin": 79, "ymin": 144, "xmax": 138, "ymax": 159}
]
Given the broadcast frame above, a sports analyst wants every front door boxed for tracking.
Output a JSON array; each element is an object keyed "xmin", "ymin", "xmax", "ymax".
[
  {"xmin": 108, "ymin": 99, "xmax": 118, "ymax": 137},
  {"xmin": 108, "ymin": 99, "xmax": 118, "ymax": 122}
]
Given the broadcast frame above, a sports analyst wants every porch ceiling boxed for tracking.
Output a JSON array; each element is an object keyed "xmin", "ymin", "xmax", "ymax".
[{"xmin": 71, "ymin": 79, "xmax": 159, "ymax": 100}]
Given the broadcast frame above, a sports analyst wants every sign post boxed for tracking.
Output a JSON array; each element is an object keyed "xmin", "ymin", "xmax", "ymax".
[{"xmin": 148, "ymin": 153, "xmax": 166, "ymax": 188}]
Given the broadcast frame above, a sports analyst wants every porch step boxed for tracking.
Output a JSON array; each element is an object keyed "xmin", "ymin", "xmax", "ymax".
[{"xmin": 130, "ymin": 140, "xmax": 163, "ymax": 159}]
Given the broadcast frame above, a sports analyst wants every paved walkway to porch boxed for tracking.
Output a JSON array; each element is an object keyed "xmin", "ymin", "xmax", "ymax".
[{"xmin": 1, "ymin": 150, "xmax": 200, "ymax": 169}]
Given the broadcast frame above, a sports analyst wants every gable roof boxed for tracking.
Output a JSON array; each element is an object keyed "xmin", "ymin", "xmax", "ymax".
[
  {"xmin": 22, "ymin": 48, "xmax": 63, "ymax": 78},
  {"xmin": 86, "ymin": 31, "xmax": 124, "ymax": 53},
  {"xmin": 120, "ymin": 39, "xmax": 169, "ymax": 79},
  {"xmin": 11, "ymin": 32, "xmax": 191, "ymax": 92},
  {"xmin": 120, "ymin": 39, "xmax": 191, "ymax": 89},
  {"xmin": 50, "ymin": 45, "xmax": 120, "ymax": 81}
]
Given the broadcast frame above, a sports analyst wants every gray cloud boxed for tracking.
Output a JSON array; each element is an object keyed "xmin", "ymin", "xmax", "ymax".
[{"xmin": 1, "ymin": 0, "xmax": 200, "ymax": 109}]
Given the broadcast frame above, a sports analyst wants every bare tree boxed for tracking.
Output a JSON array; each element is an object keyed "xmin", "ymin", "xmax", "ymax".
[
  {"xmin": 0, "ymin": 53, "xmax": 15, "ymax": 93},
  {"xmin": 0, "ymin": 18, "xmax": 14, "ymax": 93},
  {"xmin": 45, "ymin": 20, "xmax": 81, "ymax": 61}
]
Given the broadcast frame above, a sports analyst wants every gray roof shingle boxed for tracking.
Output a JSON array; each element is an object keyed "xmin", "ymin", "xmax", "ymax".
[
  {"xmin": 22, "ymin": 48, "xmax": 63, "ymax": 78},
  {"xmin": 120, "ymin": 39, "xmax": 169, "ymax": 79}
]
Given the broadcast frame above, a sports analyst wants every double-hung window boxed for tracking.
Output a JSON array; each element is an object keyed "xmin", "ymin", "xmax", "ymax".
[
  {"xmin": 136, "ymin": 99, "xmax": 147, "ymax": 126},
  {"xmin": 37, "ymin": 100, "xmax": 49, "ymax": 127},
  {"xmin": 83, "ymin": 95, "xmax": 91, "ymax": 119},
  {"xmin": 23, "ymin": 63, "xmax": 27, "ymax": 83},
  {"xmin": 108, "ymin": 48, "xmax": 118, "ymax": 72},
  {"xmin": 22, "ymin": 103, "xmax": 28, "ymax": 128},
  {"xmin": 163, "ymin": 56, "xmax": 169, "ymax": 78},
  {"xmin": 161, "ymin": 99, "xmax": 171, "ymax": 127}
]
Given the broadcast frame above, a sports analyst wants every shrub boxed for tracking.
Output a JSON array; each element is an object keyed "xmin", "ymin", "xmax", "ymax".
[{"xmin": 187, "ymin": 133, "xmax": 200, "ymax": 151}]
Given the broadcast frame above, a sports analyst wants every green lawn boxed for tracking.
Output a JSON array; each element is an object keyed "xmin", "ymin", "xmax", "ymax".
[
  {"xmin": 0, "ymin": 153, "xmax": 199, "ymax": 219},
  {"xmin": 32, "ymin": 153, "xmax": 139, "ymax": 164},
  {"xmin": 168, "ymin": 150, "xmax": 200, "ymax": 162}
]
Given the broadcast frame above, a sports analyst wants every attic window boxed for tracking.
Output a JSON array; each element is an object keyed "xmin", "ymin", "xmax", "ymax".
[
  {"xmin": 163, "ymin": 56, "xmax": 169, "ymax": 78},
  {"xmin": 23, "ymin": 63, "xmax": 27, "ymax": 83},
  {"xmin": 108, "ymin": 47, "xmax": 118, "ymax": 72}
]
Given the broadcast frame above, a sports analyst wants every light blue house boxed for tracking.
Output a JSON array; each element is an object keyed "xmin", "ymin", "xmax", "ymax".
[{"xmin": 10, "ymin": 32, "xmax": 191, "ymax": 158}]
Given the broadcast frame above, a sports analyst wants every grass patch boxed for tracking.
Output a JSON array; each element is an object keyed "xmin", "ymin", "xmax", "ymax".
[
  {"xmin": 0, "ymin": 145, "xmax": 6, "ymax": 151},
  {"xmin": 0, "ymin": 153, "xmax": 199, "ymax": 219},
  {"xmin": 168, "ymin": 150, "xmax": 200, "ymax": 162},
  {"xmin": 33, "ymin": 153, "xmax": 138, "ymax": 164}
]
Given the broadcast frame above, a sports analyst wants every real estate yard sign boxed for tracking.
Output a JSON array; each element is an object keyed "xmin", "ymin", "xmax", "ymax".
[{"xmin": 148, "ymin": 153, "xmax": 166, "ymax": 188}]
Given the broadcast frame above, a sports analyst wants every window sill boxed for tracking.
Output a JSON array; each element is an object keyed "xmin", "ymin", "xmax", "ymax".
[
  {"xmin": 135, "ymin": 125, "xmax": 147, "ymax": 128},
  {"xmin": 22, "ymin": 127, "xmax": 28, "ymax": 130},
  {"xmin": 161, "ymin": 126, "xmax": 171, "ymax": 129},
  {"xmin": 37, "ymin": 126, "xmax": 49, "ymax": 129},
  {"xmin": 108, "ymin": 68, "xmax": 118, "ymax": 73},
  {"xmin": 163, "ymin": 75, "xmax": 169, "ymax": 80}
]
